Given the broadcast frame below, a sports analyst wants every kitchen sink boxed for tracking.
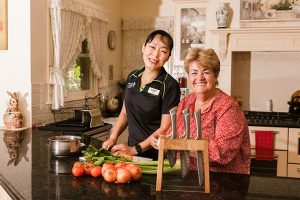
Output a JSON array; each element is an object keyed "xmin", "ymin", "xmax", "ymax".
[{"xmin": 39, "ymin": 118, "xmax": 89, "ymax": 132}]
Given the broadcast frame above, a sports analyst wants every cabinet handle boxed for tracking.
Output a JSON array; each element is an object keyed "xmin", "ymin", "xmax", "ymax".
[
  {"xmin": 251, "ymin": 153, "xmax": 278, "ymax": 158},
  {"xmin": 297, "ymin": 168, "xmax": 300, "ymax": 172},
  {"xmin": 250, "ymin": 130, "xmax": 279, "ymax": 134}
]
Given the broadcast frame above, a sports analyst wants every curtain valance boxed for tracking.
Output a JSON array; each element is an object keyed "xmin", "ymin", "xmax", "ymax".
[
  {"xmin": 49, "ymin": 0, "xmax": 109, "ymax": 22},
  {"xmin": 122, "ymin": 16, "xmax": 173, "ymax": 31}
]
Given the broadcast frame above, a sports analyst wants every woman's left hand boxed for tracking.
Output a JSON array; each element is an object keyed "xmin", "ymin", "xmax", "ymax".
[{"xmin": 111, "ymin": 144, "xmax": 136, "ymax": 156}]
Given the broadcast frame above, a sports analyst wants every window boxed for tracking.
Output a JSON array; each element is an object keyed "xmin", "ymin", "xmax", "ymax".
[{"xmin": 64, "ymin": 39, "xmax": 96, "ymax": 101}]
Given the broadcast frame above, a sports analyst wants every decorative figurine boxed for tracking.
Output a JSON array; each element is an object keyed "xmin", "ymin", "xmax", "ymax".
[{"xmin": 3, "ymin": 91, "xmax": 24, "ymax": 129}]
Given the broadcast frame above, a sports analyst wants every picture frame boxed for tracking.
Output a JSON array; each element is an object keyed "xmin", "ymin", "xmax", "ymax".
[
  {"xmin": 240, "ymin": 0, "xmax": 300, "ymax": 28},
  {"xmin": 174, "ymin": 1, "xmax": 209, "ymax": 65},
  {"xmin": 0, "ymin": 0, "xmax": 8, "ymax": 50}
]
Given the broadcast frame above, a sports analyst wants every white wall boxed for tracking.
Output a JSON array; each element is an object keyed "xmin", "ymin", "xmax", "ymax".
[
  {"xmin": 0, "ymin": 0, "xmax": 31, "ymax": 127},
  {"xmin": 250, "ymin": 52, "xmax": 300, "ymax": 112}
]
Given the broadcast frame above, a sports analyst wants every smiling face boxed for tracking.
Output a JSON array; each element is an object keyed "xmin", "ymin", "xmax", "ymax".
[
  {"xmin": 142, "ymin": 35, "xmax": 171, "ymax": 71},
  {"xmin": 188, "ymin": 61, "xmax": 218, "ymax": 95}
]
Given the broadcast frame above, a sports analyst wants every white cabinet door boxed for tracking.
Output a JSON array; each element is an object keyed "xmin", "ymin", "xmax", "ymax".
[
  {"xmin": 248, "ymin": 126, "xmax": 288, "ymax": 150},
  {"xmin": 104, "ymin": 118, "xmax": 128, "ymax": 144}
]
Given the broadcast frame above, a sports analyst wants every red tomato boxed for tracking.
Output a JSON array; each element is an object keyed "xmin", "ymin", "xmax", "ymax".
[
  {"xmin": 84, "ymin": 162, "xmax": 95, "ymax": 175},
  {"xmin": 90, "ymin": 166, "xmax": 102, "ymax": 177},
  {"xmin": 114, "ymin": 162, "xmax": 126, "ymax": 169},
  {"xmin": 102, "ymin": 167, "xmax": 117, "ymax": 183},
  {"xmin": 72, "ymin": 165, "xmax": 85, "ymax": 177},
  {"xmin": 125, "ymin": 163, "xmax": 142, "ymax": 181},
  {"xmin": 102, "ymin": 163, "xmax": 115, "ymax": 173},
  {"xmin": 73, "ymin": 161, "xmax": 83, "ymax": 167},
  {"xmin": 116, "ymin": 168, "xmax": 131, "ymax": 184}
]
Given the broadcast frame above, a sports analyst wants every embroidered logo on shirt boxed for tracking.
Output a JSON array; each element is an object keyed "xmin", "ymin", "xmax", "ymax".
[
  {"xmin": 148, "ymin": 87, "xmax": 160, "ymax": 96},
  {"xmin": 127, "ymin": 82, "xmax": 135, "ymax": 88}
]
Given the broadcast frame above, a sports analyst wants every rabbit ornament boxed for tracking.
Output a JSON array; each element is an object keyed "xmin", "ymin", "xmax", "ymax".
[{"xmin": 3, "ymin": 91, "xmax": 23, "ymax": 129}]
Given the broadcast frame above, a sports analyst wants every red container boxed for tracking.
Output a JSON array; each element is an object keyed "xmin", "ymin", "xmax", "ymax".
[{"xmin": 178, "ymin": 77, "xmax": 187, "ymax": 88}]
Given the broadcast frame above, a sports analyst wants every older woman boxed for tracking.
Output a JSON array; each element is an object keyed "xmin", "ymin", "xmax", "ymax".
[{"xmin": 152, "ymin": 48, "xmax": 251, "ymax": 174}]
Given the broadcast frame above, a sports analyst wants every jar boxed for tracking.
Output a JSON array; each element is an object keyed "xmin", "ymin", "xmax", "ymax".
[
  {"xmin": 216, "ymin": 3, "xmax": 231, "ymax": 28},
  {"xmin": 178, "ymin": 77, "xmax": 187, "ymax": 88}
]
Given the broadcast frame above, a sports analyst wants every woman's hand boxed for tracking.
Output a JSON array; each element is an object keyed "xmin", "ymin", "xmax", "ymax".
[
  {"xmin": 150, "ymin": 133, "xmax": 160, "ymax": 150},
  {"xmin": 102, "ymin": 138, "xmax": 116, "ymax": 150},
  {"xmin": 111, "ymin": 144, "xmax": 136, "ymax": 156}
]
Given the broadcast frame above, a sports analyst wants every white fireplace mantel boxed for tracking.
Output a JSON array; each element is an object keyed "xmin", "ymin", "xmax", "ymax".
[{"xmin": 210, "ymin": 27, "xmax": 300, "ymax": 61}]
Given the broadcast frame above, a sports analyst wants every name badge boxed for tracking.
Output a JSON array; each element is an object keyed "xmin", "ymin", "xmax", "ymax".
[{"xmin": 148, "ymin": 87, "xmax": 160, "ymax": 96}]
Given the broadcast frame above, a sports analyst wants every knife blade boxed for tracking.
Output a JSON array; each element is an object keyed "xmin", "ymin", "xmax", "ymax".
[
  {"xmin": 167, "ymin": 106, "xmax": 177, "ymax": 168},
  {"xmin": 194, "ymin": 109, "xmax": 204, "ymax": 186},
  {"xmin": 180, "ymin": 108, "xmax": 190, "ymax": 178}
]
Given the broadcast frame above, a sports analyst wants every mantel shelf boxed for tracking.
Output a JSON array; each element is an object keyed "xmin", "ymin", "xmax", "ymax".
[
  {"xmin": 210, "ymin": 27, "xmax": 300, "ymax": 34},
  {"xmin": 210, "ymin": 27, "xmax": 300, "ymax": 60}
]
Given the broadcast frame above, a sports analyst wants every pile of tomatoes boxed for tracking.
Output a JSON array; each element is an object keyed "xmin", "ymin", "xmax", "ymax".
[{"xmin": 72, "ymin": 161, "xmax": 142, "ymax": 184}]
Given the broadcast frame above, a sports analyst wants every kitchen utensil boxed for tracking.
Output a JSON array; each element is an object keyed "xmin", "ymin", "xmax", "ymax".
[
  {"xmin": 156, "ymin": 134, "xmax": 210, "ymax": 192},
  {"xmin": 288, "ymin": 95, "xmax": 300, "ymax": 114},
  {"xmin": 194, "ymin": 109, "xmax": 204, "ymax": 186},
  {"xmin": 167, "ymin": 106, "xmax": 178, "ymax": 167},
  {"xmin": 49, "ymin": 155, "xmax": 78, "ymax": 174},
  {"xmin": 180, "ymin": 108, "xmax": 190, "ymax": 178},
  {"xmin": 48, "ymin": 135, "xmax": 82, "ymax": 157}
]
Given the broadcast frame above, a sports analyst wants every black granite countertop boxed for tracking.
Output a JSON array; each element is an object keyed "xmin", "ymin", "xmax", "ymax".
[{"xmin": 0, "ymin": 128, "xmax": 300, "ymax": 200}]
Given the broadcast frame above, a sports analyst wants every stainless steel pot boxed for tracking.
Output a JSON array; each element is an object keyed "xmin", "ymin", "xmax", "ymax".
[
  {"xmin": 49, "ymin": 156, "xmax": 77, "ymax": 174},
  {"xmin": 48, "ymin": 135, "xmax": 81, "ymax": 157}
]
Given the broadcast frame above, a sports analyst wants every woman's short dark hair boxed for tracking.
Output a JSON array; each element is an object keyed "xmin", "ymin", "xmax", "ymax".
[{"xmin": 144, "ymin": 30, "xmax": 174, "ymax": 56}]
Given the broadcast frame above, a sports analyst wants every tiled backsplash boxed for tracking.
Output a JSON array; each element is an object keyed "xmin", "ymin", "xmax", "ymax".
[
  {"xmin": 32, "ymin": 80, "xmax": 123, "ymax": 126},
  {"xmin": 231, "ymin": 52, "xmax": 300, "ymax": 112}
]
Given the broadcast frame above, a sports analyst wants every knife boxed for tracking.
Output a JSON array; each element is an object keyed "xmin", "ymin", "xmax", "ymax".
[
  {"xmin": 167, "ymin": 106, "xmax": 177, "ymax": 168},
  {"xmin": 194, "ymin": 109, "xmax": 204, "ymax": 186},
  {"xmin": 180, "ymin": 107, "xmax": 190, "ymax": 178}
]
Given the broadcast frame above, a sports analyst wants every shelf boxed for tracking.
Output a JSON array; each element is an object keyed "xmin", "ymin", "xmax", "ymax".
[{"xmin": 0, "ymin": 126, "xmax": 29, "ymax": 131}]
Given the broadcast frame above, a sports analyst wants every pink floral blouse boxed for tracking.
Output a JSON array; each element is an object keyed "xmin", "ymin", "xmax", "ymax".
[{"xmin": 168, "ymin": 90, "xmax": 251, "ymax": 174}]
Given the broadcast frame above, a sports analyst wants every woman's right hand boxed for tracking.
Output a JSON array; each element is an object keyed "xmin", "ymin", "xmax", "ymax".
[{"xmin": 102, "ymin": 138, "xmax": 116, "ymax": 150}]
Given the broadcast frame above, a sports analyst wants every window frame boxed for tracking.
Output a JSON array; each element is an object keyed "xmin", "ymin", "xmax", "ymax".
[{"xmin": 64, "ymin": 43, "xmax": 98, "ymax": 102}]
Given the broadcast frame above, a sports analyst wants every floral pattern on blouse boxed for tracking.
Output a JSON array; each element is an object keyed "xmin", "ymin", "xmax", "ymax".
[{"xmin": 167, "ymin": 90, "xmax": 251, "ymax": 174}]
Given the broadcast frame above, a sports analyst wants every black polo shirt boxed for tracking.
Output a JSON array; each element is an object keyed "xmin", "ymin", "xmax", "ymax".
[{"xmin": 125, "ymin": 67, "xmax": 180, "ymax": 160}]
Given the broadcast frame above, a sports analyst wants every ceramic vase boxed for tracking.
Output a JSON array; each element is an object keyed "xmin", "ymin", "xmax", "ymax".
[{"xmin": 216, "ymin": 3, "xmax": 231, "ymax": 28}]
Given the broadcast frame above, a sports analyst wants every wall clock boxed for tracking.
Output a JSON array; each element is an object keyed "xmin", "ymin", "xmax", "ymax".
[{"xmin": 107, "ymin": 30, "xmax": 116, "ymax": 50}]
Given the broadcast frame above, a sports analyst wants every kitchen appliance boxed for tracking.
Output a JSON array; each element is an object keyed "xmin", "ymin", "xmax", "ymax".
[
  {"xmin": 288, "ymin": 90, "xmax": 300, "ymax": 114},
  {"xmin": 245, "ymin": 111, "xmax": 300, "ymax": 177},
  {"xmin": 74, "ymin": 108, "xmax": 104, "ymax": 128},
  {"xmin": 288, "ymin": 128, "xmax": 300, "ymax": 178},
  {"xmin": 244, "ymin": 111, "xmax": 300, "ymax": 128},
  {"xmin": 48, "ymin": 135, "xmax": 82, "ymax": 157}
]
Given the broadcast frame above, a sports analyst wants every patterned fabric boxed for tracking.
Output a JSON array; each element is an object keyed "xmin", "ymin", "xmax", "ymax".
[{"xmin": 168, "ymin": 90, "xmax": 251, "ymax": 174}]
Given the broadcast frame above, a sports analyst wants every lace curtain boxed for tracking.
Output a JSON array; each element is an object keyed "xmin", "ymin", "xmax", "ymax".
[
  {"xmin": 122, "ymin": 16, "xmax": 174, "ymax": 79},
  {"xmin": 49, "ymin": 0, "xmax": 108, "ymax": 110},
  {"xmin": 87, "ymin": 18, "xmax": 107, "ymax": 87}
]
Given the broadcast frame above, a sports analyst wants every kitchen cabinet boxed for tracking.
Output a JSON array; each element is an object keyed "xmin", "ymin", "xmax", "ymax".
[
  {"xmin": 248, "ymin": 126, "xmax": 288, "ymax": 177},
  {"xmin": 288, "ymin": 128, "xmax": 300, "ymax": 178},
  {"xmin": 173, "ymin": 1, "xmax": 209, "ymax": 66},
  {"xmin": 103, "ymin": 117, "xmax": 128, "ymax": 144}
]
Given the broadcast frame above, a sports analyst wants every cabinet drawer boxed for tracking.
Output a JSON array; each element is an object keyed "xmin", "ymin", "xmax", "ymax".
[
  {"xmin": 249, "ymin": 126, "xmax": 288, "ymax": 150},
  {"xmin": 288, "ymin": 164, "xmax": 300, "ymax": 178}
]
